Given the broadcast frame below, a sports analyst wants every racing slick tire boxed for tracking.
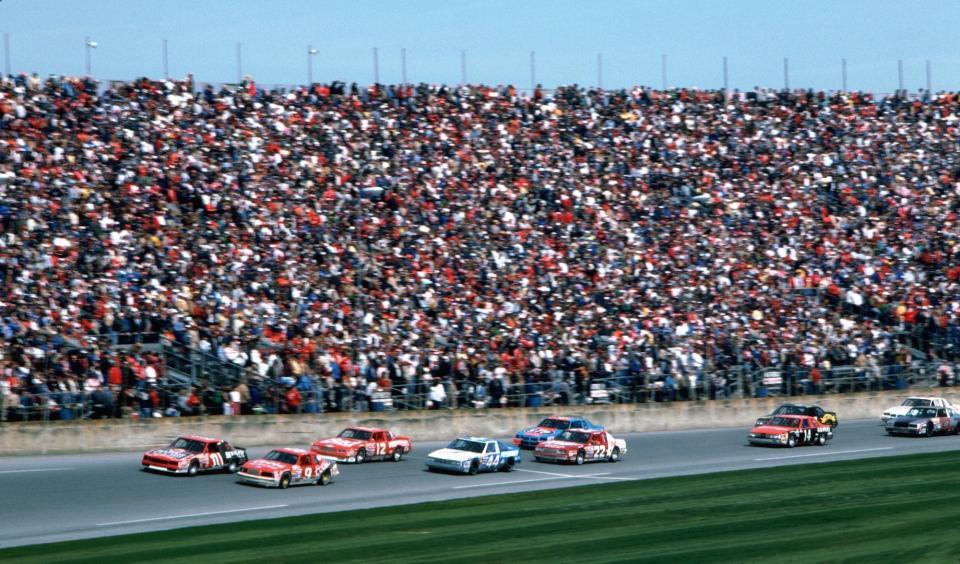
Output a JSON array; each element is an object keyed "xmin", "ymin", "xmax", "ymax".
[
  {"xmin": 954, "ymin": 423, "xmax": 960, "ymax": 436},
  {"xmin": 226, "ymin": 460, "xmax": 240, "ymax": 473},
  {"xmin": 391, "ymin": 448, "xmax": 404, "ymax": 462},
  {"xmin": 786, "ymin": 435, "xmax": 797, "ymax": 448},
  {"xmin": 816, "ymin": 434, "xmax": 827, "ymax": 446},
  {"xmin": 187, "ymin": 461, "xmax": 199, "ymax": 476},
  {"xmin": 318, "ymin": 469, "xmax": 332, "ymax": 486},
  {"xmin": 355, "ymin": 448, "xmax": 367, "ymax": 464},
  {"xmin": 575, "ymin": 450, "xmax": 585, "ymax": 465},
  {"xmin": 279, "ymin": 473, "xmax": 291, "ymax": 489},
  {"xmin": 925, "ymin": 422, "xmax": 934, "ymax": 437},
  {"xmin": 609, "ymin": 447, "xmax": 621, "ymax": 462},
  {"xmin": 468, "ymin": 460, "xmax": 479, "ymax": 475},
  {"xmin": 502, "ymin": 458, "xmax": 514, "ymax": 472}
]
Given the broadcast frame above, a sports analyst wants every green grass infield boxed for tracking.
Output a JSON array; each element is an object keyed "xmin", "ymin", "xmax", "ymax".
[{"xmin": 3, "ymin": 450, "xmax": 960, "ymax": 563}]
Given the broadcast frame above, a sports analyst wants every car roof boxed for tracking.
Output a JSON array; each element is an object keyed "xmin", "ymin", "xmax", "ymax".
[
  {"xmin": 541, "ymin": 416, "xmax": 574, "ymax": 421},
  {"xmin": 460, "ymin": 437, "xmax": 496, "ymax": 443},
  {"xmin": 179, "ymin": 435, "xmax": 218, "ymax": 443},
  {"xmin": 343, "ymin": 426, "xmax": 385, "ymax": 433},
  {"xmin": 778, "ymin": 403, "xmax": 814, "ymax": 408},
  {"xmin": 271, "ymin": 447, "xmax": 311, "ymax": 455},
  {"xmin": 905, "ymin": 396, "xmax": 944, "ymax": 401}
]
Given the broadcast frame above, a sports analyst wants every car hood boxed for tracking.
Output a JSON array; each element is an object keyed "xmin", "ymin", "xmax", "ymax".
[
  {"xmin": 313, "ymin": 438, "xmax": 363, "ymax": 449},
  {"xmin": 427, "ymin": 448, "xmax": 478, "ymax": 462},
  {"xmin": 520, "ymin": 426, "xmax": 561, "ymax": 437},
  {"xmin": 244, "ymin": 460, "xmax": 292, "ymax": 472},
  {"xmin": 750, "ymin": 425, "xmax": 796, "ymax": 435},
  {"xmin": 889, "ymin": 416, "xmax": 931, "ymax": 425},
  {"xmin": 145, "ymin": 448, "xmax": 194, "ymax": 460},
  {"xmin": 884, "ymin": 406, "xmax": 915, "ymax": 416},
  {"xmin": 537, "ymin": 440, "xmax": 583, "ymax": 450}
]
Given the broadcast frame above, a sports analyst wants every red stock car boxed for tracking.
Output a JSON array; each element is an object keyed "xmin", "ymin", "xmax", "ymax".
[
  {"xmin": 141, "ymin": 435, "xmax": 248, "ymax": 475},
  {"xmin": 310, "ymin": 427, "xmax": 412, "ymax": 463},
  {"xmin": 237, "ymin": 448, "xmax": 339, "ymax": 488},
  {"xmin": 533, "ymin": 429, "xmax": 628, "ymax": 465},
  {"xmin": 748, "ymin": 415, "xmax": 833, "ymax": 447}
]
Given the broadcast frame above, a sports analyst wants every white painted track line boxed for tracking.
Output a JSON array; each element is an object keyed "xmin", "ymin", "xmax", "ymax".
[
  {"xmin": 754, "ymin": 447, "xmax": 893, "ymax": 461},
  {"xmin": 97, "ymin": 504, "xmax": 289, "ymax": 526}
]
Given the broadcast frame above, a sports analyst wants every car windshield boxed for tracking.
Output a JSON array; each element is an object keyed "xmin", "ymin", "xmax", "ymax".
[
  {"xmin": 774, "ymin": 405, "xmax": 806, "ymax": 415},
  {"xmin": 767, "ymin": 417, "xmax": 801, "ymax": 427},
  {"xmin": 169, "ymin": 438, "xmax": 205, "ymax": 453},
  {"xmin": 538, "ymin": 418, "xmax": 570, "ymax": 429},
  {"xmin": 447, "ymin": 439, "xmax": 485, "ymax": 453},
  {"xmin": 339, "ymin": 428, "xmax": 372, "ymax": 440},
  {"xmin": 264, "ymin": 451, "xmax": 299, "ymax": 465},
  {"xmin": 557, "ymin": 431, "xmax": 590, "ymax": 443},
  {"xmin": 903, "ymin": 399, "xmax": 932, "ymax": 407},
  {"xmin": 906, "ymin": 408, "xmax": 937, "ymax": 418}
]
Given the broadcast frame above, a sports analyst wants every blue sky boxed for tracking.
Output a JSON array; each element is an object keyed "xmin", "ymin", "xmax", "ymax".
[{"xmin": 2, "ymin": 0, "xmax": 958, "ymax": 93}]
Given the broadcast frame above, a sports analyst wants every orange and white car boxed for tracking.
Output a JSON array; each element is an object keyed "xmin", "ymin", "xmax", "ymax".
[
  {"xmin": 310, "ymin": 427, "xmax": 412, "ymax": 463},
  {"xmin": 237, "ymin": 448, "xmax": 339, "ymax": 488},
  {"xmin": 533, "ymin": 429, "xmax": 627, "ymax": 465}
]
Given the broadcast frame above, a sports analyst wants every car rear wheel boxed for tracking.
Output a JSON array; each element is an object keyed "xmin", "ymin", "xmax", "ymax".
[
  {"xmin": 279, "ymin": 474, "xmax": 291, "ymax": 489},
  {"xmin": 468, "ymin": 460, "xmax": 479, "ymax": 475},
  {"xmin": 187, "ymin": 461, "xmax": 199, "ymax": 476},
  {"xmin": 786, "ymin": 435, "xmax": 797, "ymax": 448},
  {"xmin": 575, "ymin": 450, "xmax": 585, "ymax": 465},
  {"xmin": 926, "ymin": 422, "xmax": 934, "ymax": 437},
  {"xmin": 391, "ymin": 448, "xmax": 403, "ymax": 462},
  {"xmin": 609, "ymin": 447, "xmax": 620, "ymax": 462},
  {"xmin": 318, "ymin": 470, "xmax": 331, "ymax": 486},
  {"xmin": 502, "ymin": 458, "xmax": 514, "ymax": 472},
  {"xmin": 355, "ymin": 449, "xmax": 367, "ymax": 464}
]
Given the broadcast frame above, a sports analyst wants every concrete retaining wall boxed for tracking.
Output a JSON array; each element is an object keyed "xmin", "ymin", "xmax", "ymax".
[{"xmin": 2, "ymin": 390, "xmax": 958, "ymax": 456}]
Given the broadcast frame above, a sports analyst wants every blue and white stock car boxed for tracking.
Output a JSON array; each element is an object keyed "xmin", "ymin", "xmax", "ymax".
[{"xmin": 425, "ymin": 437, "xmax": 521, "ymax": 475}]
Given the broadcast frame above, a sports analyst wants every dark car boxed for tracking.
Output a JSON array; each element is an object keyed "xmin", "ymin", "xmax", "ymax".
[
  {"xmin": 885, "ymin": 407, "xmax": 960, "ymax": 437},
  {"xmin": 755, "ymin": 403, "xmax": 838, "ymax": 429}
]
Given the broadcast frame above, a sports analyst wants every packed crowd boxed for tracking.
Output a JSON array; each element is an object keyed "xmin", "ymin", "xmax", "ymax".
[{"xmin": 1, "ymin": 72, "xmax": 960, "ymax": 420}]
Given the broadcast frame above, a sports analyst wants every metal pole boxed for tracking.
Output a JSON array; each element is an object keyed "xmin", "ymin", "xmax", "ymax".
[
  {"xmin": 401, "ymin": 47, "xmax": 407, "ymax": 86},
  {"xmin": 597, "ymin": 52, "xmax": 603, "ymax": 89},
  {"xmin": 162, "ymin": 39, "xmax": 169, "ymax": 79},
  {"xmin": 530, "ymin": 50, "xmax": 536, "ymax": 92},
  {"xmin": 373, "ymin": 47, "xmax": 379, "ymax": 84},
  {"xmin": 307, "ymin": 45, "xmax": 317, "ymax": 85},
  {"xmin": 722, "ymin": 56, "xmax": 728, "ymax": 96},
  {"xmin": 842, "ymin": 58, "xmax": 847, "ymax": 91},
  {"xmin": 3, "ymin": 33, "xmax": 10, "ymax": 77},
  {"xmin": 926, "ymin": 59, "xmax": 931, "ymax": 93},
  {"xmin": 783, "ymin": 57, "xmax": 789, "ymax": 91},
  {"xmin": 235, "ymin": 42, "xmax": 242, "ymax": 83},
  {"xmin": 897, "ymin": 59, "xmax": 903, "ymax": 93},
  {"xmin": 460, "ymin": 49, "xmax": 466, "ymax": 84},
  {"xmin": 84, "ymin": 36, "xmax": 91, "ymax": 76},
  {"xmin": 661, "ymin": 53, "xmax": 667, "ymax": 90}
]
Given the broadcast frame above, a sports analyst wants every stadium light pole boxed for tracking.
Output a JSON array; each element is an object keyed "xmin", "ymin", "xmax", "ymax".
[
  {"xmin": 307, "ymin": 45, "xmax": 318, "ymax": 85},
  {"xmin": 3, "ymin": 33, "xmax": 10, "ymax": 77},
  {"xmin": 661, "ymin": 53, "xmax": 667, "ymax": 90},
  {"xmin": 460, "ymin": 49, "xmax": 466, "ymax": 85},
  {"xmin": 722, "ymin": 56, "xmax": 729, "ymax": 98},
  {"xmin": 897, "ymin": 59, "xmax": 904, "ymax": 93},
  {"xmin": 842, "ymin": 58, "xmax": 847, "ymax": 92},
  {"xmin": 596, "ymin": 52, "xmax": 603, "ymax": 89},
  {"xmin": 162, "ymin": 39, "xmax": 169, "ymax": 79},
  {"xmin": 925, "ymin": 59, "xmax": 931, "ymax": 93},
  {"xmin": 235, "ymin": 42, "xmax": 242, "ymax": 83},
  {"xmin": 84, "ymin": 37, "xmax": 97, "ymax": 76},
  {"xmin": 401, "ymin": 47, "xmax": 407, "ymax": 86},
  {"xmin": 783, "ymin": 57, "xmax": 789, "ymax": 91},
  {"xmin": 530, "ymin": 50, "xmax": 536, "ymax": 92},
  {"xmin": 373, "ymin": 47, "xmax": 379, "ymax": 84}
]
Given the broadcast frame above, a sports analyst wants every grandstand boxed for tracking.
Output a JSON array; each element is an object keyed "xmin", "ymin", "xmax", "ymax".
[{"xmin": 1, "ymin": 74, "xmax": 958, "ymax": 421}]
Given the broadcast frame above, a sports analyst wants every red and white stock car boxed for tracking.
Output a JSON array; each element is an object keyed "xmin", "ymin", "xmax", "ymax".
[
  {"xmin": 533, "ymin": 429, "xmax": 627, "ymax": 465},
  {"xmin": 141, "ymin": 435, "xmax": 248, "ymax": 475},
  {"xmin": 237, "ymin": 448, "xmax": 339, "ymax": 488},
  {"xmin": 310, "ymin": 427, "xmax": 412, "ymax": 463}
]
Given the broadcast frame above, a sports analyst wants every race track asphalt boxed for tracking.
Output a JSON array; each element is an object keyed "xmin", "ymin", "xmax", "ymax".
[{"xmin": 1, "ymin": 418, "xmax": 959, "ymax": 549}]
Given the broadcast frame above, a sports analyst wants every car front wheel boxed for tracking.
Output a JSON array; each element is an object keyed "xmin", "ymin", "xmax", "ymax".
[
  {"xmin": 279, "ymin": 474, "xmax": 291, "ymax": 489},
  {"xmin": 468, "ymin": 460, "xmax": 479, "ymax": 475},
  {"xmin": 187, "ymin": 461, "xmax": 199, "ymax": 476},
  {"xmin": 355, "ymin": 449, "xmax": 367, "ymax": 464},
  {"xmin": 786, "ymin": 435, "xmax": 797, "ymax": 448},
  {"xmin": 575, "ymin": 450, "xmax": 585, "ymax": 465},
  {"xmin": 609, "ymin": 447, "xmax": 620, "ymax": 462},
  {"xmin": 318, "ymin": 470, "xmax": 331, "ymax": 486},
  {"xmin": 391, "ymin": 448, "xmax": 403, "ymax": 462},
  {"xmin": 816, "ymin": 434, "xmax": 826, "ymax": 446}
]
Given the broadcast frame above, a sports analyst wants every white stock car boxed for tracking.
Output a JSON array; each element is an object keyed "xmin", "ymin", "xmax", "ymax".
[
  {"xmin": 425, "ymin": 437, "xmax": 521, "ymax": 475},
  {"xmin": 881, "ymin": 397, "xmax": 953, "ymax": 424}
]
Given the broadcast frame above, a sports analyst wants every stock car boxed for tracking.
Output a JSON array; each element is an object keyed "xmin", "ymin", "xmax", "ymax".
[
  {"xmin": 310, "ymin": 427, "xmax": 412, "ymax": 463},
  {"xmin": 755, "ymin": 403, "xmax": 838, "ymax": 429},
  {"xmin": 513, "ymin": 416, "xmax": 603, "ymax": 449},
  {"xmin": 236, "ymin": 448, "xmax": 339, "ymax": 488},
  {"xmin": 141, "ymin": 435, "xmax": 248, "ymax": 475},
  {"xmin": 426, "ymin": 437, "xmax": 521, "ymax": 475},
  {"xmin": 885, "ymin": 406, "xmax": 960, "ymax": 437},
  {"xmin": 881, "ymin": 397, "xmax": 953, "ymax": 424},
  {"xmin": 747, "ymin": 415, "xmax": 833, "ymax": 447},
  {"xmin": 533, "ymin": 429, "xmax": 627, "ymax": 465}
]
